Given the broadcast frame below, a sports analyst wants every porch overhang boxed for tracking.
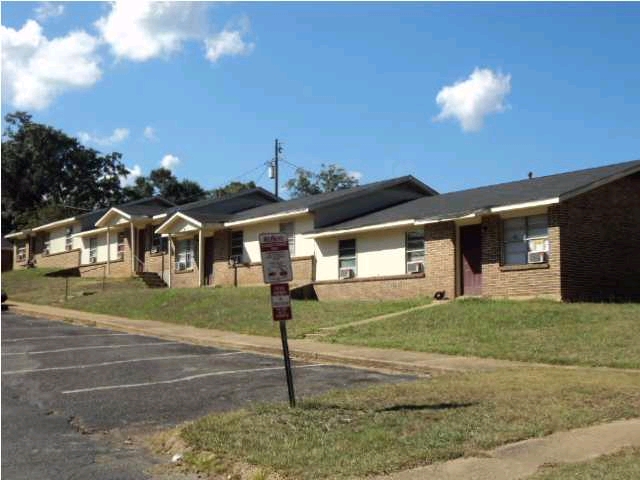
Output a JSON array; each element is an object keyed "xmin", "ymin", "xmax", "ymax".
[{"xmin": 155, "ymin": 212, "xmax": 223, "ymax": 235}]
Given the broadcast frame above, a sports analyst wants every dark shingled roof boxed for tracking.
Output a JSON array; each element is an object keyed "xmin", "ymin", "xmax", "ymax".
[
  {"xmin": 167, "ymin": 188, "xmax": 280, "ymax": 224},
  {"xmin": 78, "ymin": 197, "xmax": 175, "ymax": 232},
  {"xmin": 227, "ymin": 175, "xmax": 437, "ymax": 222},
  {"xmin": 309, "ymin": 159, "xmax": 640, "ymax": 234}
]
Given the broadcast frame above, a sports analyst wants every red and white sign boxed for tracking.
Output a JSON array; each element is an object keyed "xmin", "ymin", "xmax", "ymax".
[
  {"xmin": 259, "ymin": 233, "xmax": 293, "ymax": 284},
  {"xmin": 270, "ymin": 283, "xmax": 292, "ymax": 321}
]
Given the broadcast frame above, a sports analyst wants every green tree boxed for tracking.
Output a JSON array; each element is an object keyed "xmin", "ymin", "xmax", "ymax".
[
  {"xmin": 284, "ymin": 164, "xmax": 359, "ymax": 198},
  {"xmin": 210, "ymin": 180, "xmax": 257, "ymax": 199},
  {"xmin": 122, "ymin": 168, "xmax": 206, "ymax": 205},
  {"xmin": 1, "ymin": 112, "xmax": 127, "ymax": 234}
]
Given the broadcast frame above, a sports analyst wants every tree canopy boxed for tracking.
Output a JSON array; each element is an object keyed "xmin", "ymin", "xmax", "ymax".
[
  {"xmin": 122, "ymin": 167, "xmax": 207, "ymax": 205},
  {"xmin": 1, "ymin": 112, "xmax": 127, "ymax": 234},
  {"xmin": 210, "ymin": 181, "xmax": 257, "ymax": 199},
  {"xmin": 285, "ymin": 164, "xmax": 359, "ymax": 198}
]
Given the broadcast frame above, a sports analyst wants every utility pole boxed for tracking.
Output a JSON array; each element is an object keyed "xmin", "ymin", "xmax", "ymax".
[{"xmin": 274, "ymin": 139, "xmax": 282, "ymax": 198}]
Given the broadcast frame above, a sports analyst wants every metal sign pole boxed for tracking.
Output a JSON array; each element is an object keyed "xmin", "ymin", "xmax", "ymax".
[{"xmin": 279, "ymin": 319, "xmax": 296, "ymax": 407}]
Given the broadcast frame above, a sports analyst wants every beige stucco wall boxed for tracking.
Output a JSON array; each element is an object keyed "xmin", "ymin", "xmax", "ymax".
[
  {"xmin": 46, "ymin": 222, "xmax": 81, "ymax": 254},
  {"xmin": 80, "ymin": 231, "xmax": 123, "ymax": 264},
  {"xmin": 314, "ymin": 228, "xmax": 411, "ymax": 281}
]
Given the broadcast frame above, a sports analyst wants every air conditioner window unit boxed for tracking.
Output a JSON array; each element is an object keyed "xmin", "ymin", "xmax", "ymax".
[
  {"xmin": 407, "ymin": 261, "xmax": 424, "ymax": 273},
  {"xmin": 339, "ymin": 267, "xmax": 355, "ymax": 279},
  {"xmin": 65, "ymin": 245, "xmax": 72, "ymax": 251},
  {"xmin": 150, "ymin": 247, "xmax": 158, "ymax": 254},
  {"xmin": 176, "ymin": 262, "xmax": 186, "ymax": 271},
  {"xmin": 42, "ymin": 248, "xmax": 49, "ymax": 256},
  {"xmin": 89, "ymin": 256, "xmax": 97, "ymax": 264},
  {"xmin": 117, "ymin": 252, "xmax": 124, "ymax": 260},
  {"xmin": 527, "ymin": 251, "xmax": 547, "ymax": 264}
]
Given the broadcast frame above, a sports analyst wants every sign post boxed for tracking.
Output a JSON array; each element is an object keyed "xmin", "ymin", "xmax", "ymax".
[{"xmin": 259, "ymin": 233, "xmax": 295, "ymax": 407}]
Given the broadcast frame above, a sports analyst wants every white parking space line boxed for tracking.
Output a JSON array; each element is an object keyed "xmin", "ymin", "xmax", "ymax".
[
  {"xmin": 62, "ymin": 364, "xmax": 329, "ymax": 394},
  {"xmin": 2, "ymin": 342, "xmax": 178, "ymax": 356},
  {"xmin": 3, "ymin": 333, "xmax": 129, "ymax": 343},
  {"xmin": 2, "ymin": 351, "xmax": 244, "ymax": 375}
]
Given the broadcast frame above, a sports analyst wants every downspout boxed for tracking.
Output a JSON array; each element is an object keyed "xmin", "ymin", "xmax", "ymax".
[
  {"xmin": 130, "ymin": 223, "xmax": 135, "ymax": 274},
  {"xmin": 198, "ymin": 229, "xmax": 204, "ymax": 287},
  {"xmin": 106, "ymin": 227, "xmax": 111, "ymax": 276},
  {"xmin": 168, "ymin": 235, "xmax": 173, "ymax": 288}
]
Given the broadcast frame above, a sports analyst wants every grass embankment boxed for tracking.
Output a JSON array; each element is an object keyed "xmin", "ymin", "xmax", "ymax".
[
  {"xmin": 172, "ymin": 368, "xmax": 640, "ymax": 479},
  {"xmin": 530, "ymin": 447, "xmax": 640, "ymax": 480},
  {"xmin": 327, "ymin": 298, "xmax": 640, "ymax": 368},
  {"xmin": 1, "ymin": 268, "xmax": 430, "ymax": 338}
]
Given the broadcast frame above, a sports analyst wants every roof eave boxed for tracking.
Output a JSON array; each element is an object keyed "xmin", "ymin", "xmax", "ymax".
[
  {"xmin": 31, "ymin": 217, "xmax": 77, "ymax": 232},
  {"xmin": 304, "ymin": 219, "xmax": 417, "ymax": 239},
  {"xmin": 224, "ymin": 208, "xmax": 310, "ymax": 228},
  {"xmin": 558, "ymin": 163, "xmax": 640, "ymax": 202},
  {"xmin": 155, "ymin": 212, "xmax": 204, "ymax": 234}
]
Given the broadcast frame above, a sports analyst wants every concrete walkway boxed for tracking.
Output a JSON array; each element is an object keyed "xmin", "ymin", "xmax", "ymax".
[
  {"xmin": 373, "ymin": 418, "xmax": 640, "ymax": 480},
  {"xmin": 7, "ymin": 301, "xmax": 526, "ymax": 375}
]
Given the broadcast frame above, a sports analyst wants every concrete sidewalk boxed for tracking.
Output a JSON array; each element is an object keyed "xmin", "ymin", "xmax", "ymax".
[
  {"xmin": 373, "ymin": 418, "xmax": 640, "ymax": 480},
  {"xmin": 6, "ymin": 301, "xmax": 526, "ymax": 375}
]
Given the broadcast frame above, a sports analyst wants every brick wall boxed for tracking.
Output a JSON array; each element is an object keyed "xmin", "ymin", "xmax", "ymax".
[
  {"xmin": 480, "ymin": 211, "xmax": 562, "ymax": 299},
  {"xmin": 169, "ymin": 234, "xmax": 200, "ymax": 288},
  {"xmin": 560, "ymin": 173, "xmax": 640, "ymax": 301},
  {"xmin": 13, "ymin": 239, "xmax": 30, "ymax": 269},
  {"xmin": 425, "ymin": 221, "xmax": 456, "ymax": 297},
  {"xmin": 314, "ymin": 274, "xmax": 432, "ymax": 301},
  {"xmin": 34, "ymin": 249, "xmax": 81, "ymax": 269}
]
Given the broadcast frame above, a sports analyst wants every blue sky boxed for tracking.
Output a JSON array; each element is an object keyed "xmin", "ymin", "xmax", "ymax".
[{"xmin": 2, "ymin": 2, "xmax": 639, "ymax": 198}]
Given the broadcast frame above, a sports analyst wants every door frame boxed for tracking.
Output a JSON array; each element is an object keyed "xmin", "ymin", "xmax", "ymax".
[{"xmin": 459, "ymin": 223, "xmax": 483, "ymax": 296}]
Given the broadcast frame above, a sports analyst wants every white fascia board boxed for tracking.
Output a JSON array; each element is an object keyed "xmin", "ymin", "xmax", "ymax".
[
  {"xmin": 304, "ymin": 219, "xmax": 416, "ymax": 239},
  {"xmin": 224, "ymin": 208, "xmax": 310, "ymax": 228},
  {"xmin": 31, "ymin": 217, "xmax": 77, "ymax": 232},
  {"xmin": 490, "ymin": 198, "xmax": 559, "ymax": 213},
  {"xmin": 155, "ymin": 212, "xmax": 202, "ymax": 234},
  {"xmin": 415, "ymin": 213, "xmax": 478, "ymax": 225},
  {"xmin": 95, "ymin": 207, "xmax": 131, "ymax": 227},
  {"xmin": 4, "ymin": 230, "xmax": 31, "ymax": 240},
  {"xmin": 152, "ymin": 213, "xmax": 168, "ymax": 220},
  {"xmin": 73, "ymin": 227, "xmax": 109, "ymax": 238}
]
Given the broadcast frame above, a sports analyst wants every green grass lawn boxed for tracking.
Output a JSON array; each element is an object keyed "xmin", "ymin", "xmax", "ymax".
[
  {"xmin": 326, "ymin": 298, "xmax": 640, "ymax": 368},
  {"xmin": 530, "ymin": 447, "xmax": 640, "ymax": 480},
  {"xmin": 1, "ymin": 268, "xmax": 430, "ymax": 338},
  {"xmin": 168, "ymin": 368, "xmax": 640, "ymax": 480}
]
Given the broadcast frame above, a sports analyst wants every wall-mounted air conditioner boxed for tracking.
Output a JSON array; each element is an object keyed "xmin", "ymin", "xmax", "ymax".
[
  {"xmin": 65, "ymin": 245, "xmax": 72, "ymax": 251},
  {"xmin": 89, "ymin": 256, "xmax": 97, "ymax": 264},
  {"xmin": 527, "ymin": 251, "xmax": 547, "ymax": 264},
  {"xmin": 176, "ymin": 262, "xmax": 186, "ymax": 271},
  {"xmin": 407, "ymin": 261, "xmax": 424, "ymax": 273},
  {"xmin": 339, "ymin": 267, "xmax": 355, "ymax": 280}
]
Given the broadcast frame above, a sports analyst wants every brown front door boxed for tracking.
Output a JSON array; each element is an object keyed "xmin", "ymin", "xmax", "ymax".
[
  {"xmin": 460, "ymin": 224, "xmax": 482, "ymax": 296},
  {"xmin": 204, "ymin": 237, "xmax": 215, "ymax": 285}
]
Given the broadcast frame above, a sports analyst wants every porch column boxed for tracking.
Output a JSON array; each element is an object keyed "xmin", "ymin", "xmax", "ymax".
[
  {"xmin": 198, "ymin": 229, "xmax": 204, "ymax": 287},
  {"xmin": 130, "ymin": 223, "xmax": 135, "ymax": 274},
  {"xmin": 106, "ymin": 227, "xmax": 111, "ymax": 275}
]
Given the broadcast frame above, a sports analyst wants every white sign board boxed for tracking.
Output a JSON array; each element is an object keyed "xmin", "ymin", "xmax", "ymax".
[{"xmin": 259, "ymin": 233, "xmax": 293, "ymax": 284}]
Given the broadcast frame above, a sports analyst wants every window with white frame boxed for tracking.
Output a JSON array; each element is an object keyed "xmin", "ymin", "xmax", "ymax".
[
  {"xmin": 176, "ymin": 239, "xmax": 193, "ymax": 271},
  {"xmin": 405, "ymin": 230, "xmax": 425, "ymax": 273},
  {"xmin": 502, "ymin": 214, "xmax": 549, "ymax": 265},
  {"xmin": 338, "ymin": 239, "xmax": 357, "ymax": 278},
  {"xmin": 89, "ymin": 237, "xmax": 98, "ymax": 263},
  {"xmin": 16, "ymin": 240, "xmax": 26, "ymax": 262},
  {"xmin": 279, "ymin": 222, "xmax": 295, "ymax": 257},
  {"xmin": 230, "ymin": 231, "xmax": 243, "ymax": 263},
  {"xmin": 65, "ymin": 227, "xmax": 73, "ymax": 251},
  {"xmin": 117, "ymin": 232, "xmax": 126, "ymax": 260},
  {"xmin": 42, "ymin": 232, "xmax": 50, "ymax": 255},
  {"xmin": 151, "ymin": 232, "xmax": 168, "ymax": 254}
]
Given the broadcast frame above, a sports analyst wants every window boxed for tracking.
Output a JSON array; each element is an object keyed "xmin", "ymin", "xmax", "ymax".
[
  {"xmin": 89, "ymin": 237, "xmax": 98, "ymax": 263},
  {"xmin": 117, "ymin": 232, "xmax": 126, "ymax": 260},
  {"xmin": 65, "ymin": 227, "xmax": 73, "ymax": 251},
  {"xmin": 16, "ymin": 240, "xmax": 26, "ymax": 262},
  {"xmin": 279, "ymin": 222, "xmax": 295, "ymax": 257},
  {"xmin": 405, "ymin": 230, "xmax": 425, "ymax": 273},
  {"xmin": 176, "ymin": 239, "xmax": 193, "ymax": 270},
  {"xmin": 42, "ymin": 232, "xmax": 50, "ymax": 255},
  {"xmin": 230, "ymin": 231, "xmax": 243, "ymax": 262},
  {"xmin": 338, "ymin": 239, "xmax": 356, "ymax": 278},
  {"xmin": 502, "ymin": 214, "xmax": 549, "ymax": 265},
  {"xmin": 151, "ymin": 232, "xmax": 168, "ymax": 254}
]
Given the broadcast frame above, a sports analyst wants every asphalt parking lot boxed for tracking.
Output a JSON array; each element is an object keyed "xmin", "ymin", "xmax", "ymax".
[{"xmin": 2, "ymin": 311, "xmax": 413, "ymax": 479}]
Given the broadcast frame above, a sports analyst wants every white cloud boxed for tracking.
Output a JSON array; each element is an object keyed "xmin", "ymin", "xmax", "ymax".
[
  {"xmin": 161, "ymin": 154, "xmax": 180, "ymax": 170},
  {"xmin": 34, "ymin": 2, "xmax": 65, "ymax": 22},
  {"xmin": 1, "ymin": 20, "xmax": 101, "ymax": 110},
  {"xmin": 435, "ymin": 68, "xmax": 511, "ymax": 132},
  {"xmin": 205, "ymin": 18, "xmax": 255, "ymax": 63},
  {"xmin": 95, "ymin": 1, "xmax": 208, "ymax": 62},
  {"xmin": 143, "ymin": 126, "xmax": 156, "ymax": 140},
  {"xmin": 78, "ymin": 128, "xmax": 130, "ymax": 146},
  {"xmin": 348, "ymin": 171, "xmax": 363, "ymax": 181},
  {"xmin": 120, "ymin": 164, "xmax": 143, "ymax": 187}
]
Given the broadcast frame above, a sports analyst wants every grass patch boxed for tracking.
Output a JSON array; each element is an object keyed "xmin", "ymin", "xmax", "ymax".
[
  {"xmin": 178, "ymin": 368, "xmax": 640, "ymax": 479},
  {"xmin": 530, "ymin": 447, "xmax": 640, "ymax": 480},
  {"xmin": 1, "ymin": 268, "xmax": 430, "ymax": 338},
  {"xmin": 326, "ymin": 298, "xmax": 640, "ymax": 368}
]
